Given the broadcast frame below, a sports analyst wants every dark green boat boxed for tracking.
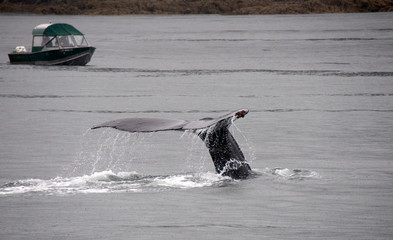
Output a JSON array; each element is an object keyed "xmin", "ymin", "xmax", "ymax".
[{"xmin": 8, "ymin": 23, "xmax": 95, "ymax": 66}]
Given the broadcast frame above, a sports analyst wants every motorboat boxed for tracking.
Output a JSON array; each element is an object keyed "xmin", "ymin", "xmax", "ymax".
[{"xmin": 8, "ymin": 23, "xmax": 95, "ymax": 65}]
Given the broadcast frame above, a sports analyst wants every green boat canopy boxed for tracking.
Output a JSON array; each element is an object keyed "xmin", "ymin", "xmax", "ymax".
[{"xmin": 32, "ymin": 23, "xmax": 83, "ymax": 36}]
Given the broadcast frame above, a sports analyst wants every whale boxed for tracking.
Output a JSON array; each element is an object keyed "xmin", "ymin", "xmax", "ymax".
[{"xmin": 92, "ymin": 109, "xmax": 252, "ymax": 179}]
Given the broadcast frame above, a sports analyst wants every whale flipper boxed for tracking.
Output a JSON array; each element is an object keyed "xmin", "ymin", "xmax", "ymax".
[{"xmin": 92, "ymin": 109, "xmax": 251, "ymax": 179}]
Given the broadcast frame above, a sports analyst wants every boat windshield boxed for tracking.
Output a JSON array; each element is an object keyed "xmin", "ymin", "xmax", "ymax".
[
  {"xmin": 33, "ymin": 35, "xmax": 88, "ymax": 50},
  {"xmin": 73, "ymin": 35, "xmax": 89, "ymax": 47},
  {"xmin": 58, "ymin": 35, "xmax": 75, "ymax": 47},
  {"xmin": 33, "ymin": 36, "xmax": 59, "ymax": 48}
]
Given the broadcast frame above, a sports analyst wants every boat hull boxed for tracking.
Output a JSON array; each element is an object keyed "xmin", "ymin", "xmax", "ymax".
[{"xmin": 8, "ymin": 47, "xmax": 95, "ymax": 66}]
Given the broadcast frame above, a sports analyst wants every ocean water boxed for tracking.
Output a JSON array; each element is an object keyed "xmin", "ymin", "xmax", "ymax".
[{"xmin": 0, "ymin": 13, "xmax": 393, "ymax": 239}]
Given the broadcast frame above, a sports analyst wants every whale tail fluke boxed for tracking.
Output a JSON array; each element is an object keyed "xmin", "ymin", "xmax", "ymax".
[{"xmin": 92, "ymin": 109, "xmax": 252, "ymax": 179}]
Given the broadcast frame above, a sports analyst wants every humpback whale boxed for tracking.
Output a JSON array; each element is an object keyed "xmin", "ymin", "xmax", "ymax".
[{"xmin": 92, "ymin": 109, "xmax": 252, "ymax": 179}]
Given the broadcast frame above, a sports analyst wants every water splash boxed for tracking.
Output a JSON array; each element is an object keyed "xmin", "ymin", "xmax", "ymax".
[
  {"xmin": 231, "ymin": 120, "xmax": 256, "ymax": 164},
  {"xmin": 69, "ymin": 129, "xmax": 153, "ymax": 177},
  {"xmin": 0, "ymin": 122, "xmax": 320, "ymax": 196},
  {"xmin": 180, "ymin": 130, "xmax": 210, "ymax": 173}
]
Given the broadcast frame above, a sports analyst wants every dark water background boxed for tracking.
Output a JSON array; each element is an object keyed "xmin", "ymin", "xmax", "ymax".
[{"xmin": 0, "ymin": 13, "xmax": 393, "ymax": 239}]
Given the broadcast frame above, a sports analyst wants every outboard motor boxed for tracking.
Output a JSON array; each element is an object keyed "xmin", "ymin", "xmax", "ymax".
[{"xmin": 14, "ymin": 46, "xmax": 27, "ymax": 53}]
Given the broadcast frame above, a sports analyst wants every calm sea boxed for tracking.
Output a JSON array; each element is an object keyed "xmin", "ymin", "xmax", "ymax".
[{"xmin": 0, "ymin": 13, "xmax": 392, "ymax": 239}]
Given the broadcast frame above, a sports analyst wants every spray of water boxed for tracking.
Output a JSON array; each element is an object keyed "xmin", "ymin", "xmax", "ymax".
[{"xmin": 69, "ymin": 128, "xmax": 152, "ymax": 177}]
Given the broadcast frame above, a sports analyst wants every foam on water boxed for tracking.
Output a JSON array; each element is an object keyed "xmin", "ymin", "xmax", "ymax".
[
  {"xmin": 0, "ymin": 170, "xmax": 232, "ymax": 196},
  {"xmin": 263, "ymin": 168, "xmax": 321, "ymax": 180},
  {"xmin": 0, "ymin": 168, "xmax": 321, "ymax": 196}
]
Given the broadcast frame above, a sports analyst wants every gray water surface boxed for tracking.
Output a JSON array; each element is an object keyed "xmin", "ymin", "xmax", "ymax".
[{"xmin": 0, "ymin": 13, "xmax": 393, "ymax": 239}]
